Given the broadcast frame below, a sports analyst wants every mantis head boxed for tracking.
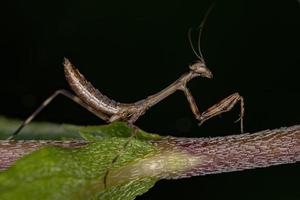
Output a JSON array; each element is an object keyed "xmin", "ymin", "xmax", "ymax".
[{"xmin": 189, "ymin": 60, "xmax": 213, "ymax": 78}]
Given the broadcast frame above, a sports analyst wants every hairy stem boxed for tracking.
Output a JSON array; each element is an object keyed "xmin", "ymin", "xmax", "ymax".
[
  {"xmin": 0, "ymin": 125, "xmax": 299, "ymax": 179},
  {"xmin": 161, "ymin": 125, "xmax": 300, "ymax": 179}
]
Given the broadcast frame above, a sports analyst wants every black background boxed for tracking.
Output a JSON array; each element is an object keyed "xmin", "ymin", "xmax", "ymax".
[{"xmin": 1, "ymin": 0, "xmax": 300, "ymax": 199}]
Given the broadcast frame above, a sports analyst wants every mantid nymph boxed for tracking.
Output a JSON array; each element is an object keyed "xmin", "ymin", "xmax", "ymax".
[{"xmin": 8, "ymin": 4, "xmax": 244, "ymax": 187}]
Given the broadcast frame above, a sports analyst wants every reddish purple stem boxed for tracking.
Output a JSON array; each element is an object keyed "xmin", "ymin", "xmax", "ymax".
[
  {"xmin": 0, "ymin": 125, "xmax": 299, "ymax": 177},
  {"xmin": 161, "ymin": 125, "xmax": 300, "ymax": 178}
]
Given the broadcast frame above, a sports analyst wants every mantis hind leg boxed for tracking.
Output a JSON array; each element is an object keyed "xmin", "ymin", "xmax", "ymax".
[{"xmin": 7, "ymin": 89, "xmax": 109, "ymax": 140}]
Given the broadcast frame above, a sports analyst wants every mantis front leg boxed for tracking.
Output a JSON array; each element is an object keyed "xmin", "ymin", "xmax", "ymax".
[{"xmin": 182, "ymin": 87, "xmax": 245, "ymax": 133}]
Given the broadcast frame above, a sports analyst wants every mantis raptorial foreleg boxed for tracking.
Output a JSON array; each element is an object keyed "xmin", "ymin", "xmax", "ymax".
[{"xmin": 182, "ymin": 87, "xmax": 244, "ymax": 133}]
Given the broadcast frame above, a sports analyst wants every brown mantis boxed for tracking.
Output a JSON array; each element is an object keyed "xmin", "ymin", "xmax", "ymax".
[
  {"xmin": 8, "ymin": 3, "xmax": 244, "ymax": 188},
  {"xmin": 9, "ymin": 57, "xmax": 244, "ymax": 139}
]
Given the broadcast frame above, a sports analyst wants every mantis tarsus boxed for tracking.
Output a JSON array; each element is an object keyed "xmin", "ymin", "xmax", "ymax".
[{"xmin": 8, "ymin": 3, "xmax": 245, "ymax": 188}]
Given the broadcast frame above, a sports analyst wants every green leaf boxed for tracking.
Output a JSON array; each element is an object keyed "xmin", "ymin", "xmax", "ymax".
[
  {"xmin": 0, "ymin": 138, "xmax": 159, "ymax": 200},
  {"xmin": 0, "ymin": 118, "xmax": 162, "ymax": 200},
  {"xmin": 79, "ymin": 122, "xmax": 162, "ymax": 141}
]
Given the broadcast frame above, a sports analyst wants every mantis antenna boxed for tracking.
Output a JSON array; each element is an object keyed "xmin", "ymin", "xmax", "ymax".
[{"xmin": 188, "ymin": 2, "xmax": 216, "ymax": 62}]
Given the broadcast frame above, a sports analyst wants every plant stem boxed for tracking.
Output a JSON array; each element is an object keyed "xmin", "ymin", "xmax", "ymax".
[
  {"xmin": 160, "ymin": 125, "xmax": 300, "ymax": 179},
  {"xmin": 0, "ymin": 125, "xmax": 299, "ymax": 179}
]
